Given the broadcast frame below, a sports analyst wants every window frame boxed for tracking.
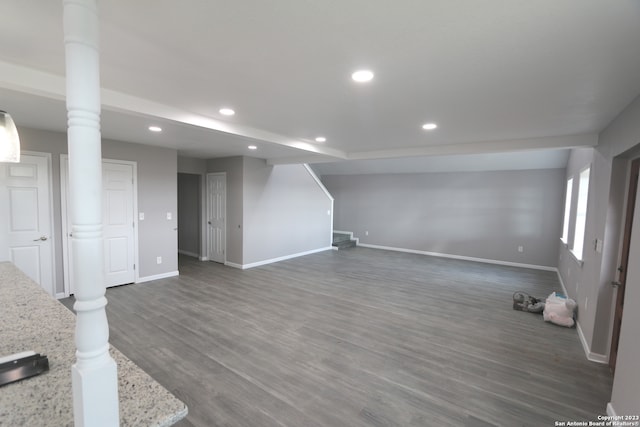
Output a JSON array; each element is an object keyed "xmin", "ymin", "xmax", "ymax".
[
  {"xmin": 570, "ymin": 166, "xmax": 591, "ymax": 261},
  {"xmin": 561, "ymin": 177, "xmax": 573, "ymax": 245}
]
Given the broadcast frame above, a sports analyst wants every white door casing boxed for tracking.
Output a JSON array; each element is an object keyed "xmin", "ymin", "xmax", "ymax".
[
  {"xmin": 207, "ymin": 173, "xmax": 226, "ymax": 263},
  {"xmin": 0, "ymin": 153, "xmax": 55, "ymax": 296},
  {"xmin": 61, "ymin": 156, "xmax": 137, "ymax": 294}
]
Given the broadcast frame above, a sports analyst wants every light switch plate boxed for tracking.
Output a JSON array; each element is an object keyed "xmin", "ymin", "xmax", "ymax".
[
  {"xmin": 166, "ymin": 212, "xmax": 172, "ymax": 220},
  {"xmin": 595, "ymin": 238, "xmax": 603, "ymax": 253},
  {"xmin": 139, "ymin": 212, "xmax": 144, "ymax": 221}
]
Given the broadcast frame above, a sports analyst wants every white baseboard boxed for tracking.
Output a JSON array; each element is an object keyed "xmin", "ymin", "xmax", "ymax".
[
  {"xmin": 357, "ymin": 243, "xmax": 557, "ymax": 271},
  {"xmin": 576, "ymin": 322, "xmax": 609, "ymax": 364},
  {"xmin": 199, "ymin": 256, "xmax": 209, "ymax": 261},
  {"xmin": 229, "ymin": 246, "xmax": 333, "ymax": 270},
  {"xmin": 178, "ymin": 249, "xmax": 200, "ymax": 258},
  {"xmin": 55, "ymin": 292, "xmax": 66, "ymax": 300},
  {"xmin": 136, "ymin": 270, "xmax": 179, "ymax": 283},
  {"xmin": 556, "ymin": 269, "xmax": 608, "ymax": 363},
  {"xmin": 224, "ymin": 261, "xmax": 242, "ymax": 269},
  {"xmin": 556, "ymin": 269, "xmax": 569, "ymax": 296},
  {"xmin": 606, "ymin": 402, "xmax": 617, "ymax": 417}
]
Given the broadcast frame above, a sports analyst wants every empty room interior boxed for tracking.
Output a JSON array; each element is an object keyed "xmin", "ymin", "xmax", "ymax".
[{"xmin": 1, "ymin": 1, "xmax": 640, "ymax": 426}]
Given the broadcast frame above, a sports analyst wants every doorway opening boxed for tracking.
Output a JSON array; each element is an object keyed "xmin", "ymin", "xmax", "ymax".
[
  {"xmin": 609, "ymin": 157, "xmax": 640, "ymax": 374},
  {"xmin": 177, "ymin": 172, "xmax": 202, "ymax": 259}
]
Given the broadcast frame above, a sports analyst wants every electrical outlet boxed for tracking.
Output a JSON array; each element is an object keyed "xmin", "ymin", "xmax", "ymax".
[
  {"xmin": 166, "ymin": 212, "xmax": 172, "ymax": 220},
  {"xmin": 365, "ymin": 231, "xmax": 369, "ymax": 236},
  {"xmin": 139, "ymin": 212, "xmax": 144, "ymax": 221},
  {"xmin": 156, "ymin": 256, "xmax": 162, "ymax": 264},
  {"xmin": 517, "ymin": 245, "xmax": 524, "ymax": 253}
]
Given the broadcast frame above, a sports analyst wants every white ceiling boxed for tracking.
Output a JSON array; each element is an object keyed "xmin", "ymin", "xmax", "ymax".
[{"xmin": 2, "ymin": 1, "xmax": 640, "ymax": 173}]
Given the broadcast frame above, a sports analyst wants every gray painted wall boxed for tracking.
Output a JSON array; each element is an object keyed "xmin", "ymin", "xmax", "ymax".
[
  {"xmin": 177, "ymin": 156, "xmax": 206, "ymax": 175},
  {"xmin": 570, "ymin": 94, "xmax": 640, "ymax": 415},
  {"xmin": 322, "ymin": 169, "xmax": 564, "ymax": 267},
  {"xmin": 242, "ymin": 159, "xmax": 332, "ymax": 265},
  {"xmin": 206, "ymin": 157, "xmax": 333, "ymax": 266},
  {"xmin": 102, "ymin": 138, "xmax": 178, "ymax": 279},
  {"xmin": 178, "ymin": 173, "xmax": 201, "ymax": 257},
  {"xmin": 16, "ymin": 126, "xmax": 178, "ymax": 294},
  {"xmin": 557, "ymin": 147, "xmax": 619, "ymax": 357}
]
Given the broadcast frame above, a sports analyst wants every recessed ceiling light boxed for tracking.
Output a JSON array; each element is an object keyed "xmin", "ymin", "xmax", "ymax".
[
  {"xmin": 315, "ymin": 136, "xmax": 327, "ymax": 143},
  {"xmin": 248, "ymin": 145, "xmax": 257, "ymax": 150},
  {"xmin": 422, "ymin": 123, "xmax": 438, "ymax": 130},
  {"xmin": 148, "ymin": 126, "xmax": 162, "ymax": 132},
  {"xmin": 219, "ymin": 108, "xmax": 235, "ymax": 116},
  {"xmin": 351, "ymin": 69, "xmax": 374, "ymax": 83}
]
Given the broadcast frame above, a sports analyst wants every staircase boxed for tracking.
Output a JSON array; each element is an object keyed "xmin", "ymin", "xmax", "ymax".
[{"xmin": 332, "ymin": 232, "xmax": 357, "ymax": 249}]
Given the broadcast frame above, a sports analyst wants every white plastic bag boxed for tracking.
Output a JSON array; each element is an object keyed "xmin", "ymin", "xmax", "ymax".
[{"xmin": 543, "ymin": 292, "xmax": 576, "ymax": 327}]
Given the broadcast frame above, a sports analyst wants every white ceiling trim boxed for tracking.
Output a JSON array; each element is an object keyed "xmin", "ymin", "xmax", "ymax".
[
  {"xmin": 265, "ymin": 133, "xmax": 593, "ymax": 166},
  {"xmin": 101, "ymin": 89, "xmax": 348, "ymax": 160},
  {"xmin": 312, "ymin": 150, "xmax": 571, "ymax": 175},
  {"xmin": 345, "ymin": 133, "xmax": 598, "ymax": 161},
  {"xmin": 0, "ymin": 60, "xmax": 65, "ymax": 101},
  {"xmin": 0, "ymin": 60, "xmax": 347, "ymax": 160}
]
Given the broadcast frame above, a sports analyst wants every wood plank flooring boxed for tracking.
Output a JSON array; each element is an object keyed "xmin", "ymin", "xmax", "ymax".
[{"xmin": 61, "ymin": 248, "xmax": 613, "ymax": 427}]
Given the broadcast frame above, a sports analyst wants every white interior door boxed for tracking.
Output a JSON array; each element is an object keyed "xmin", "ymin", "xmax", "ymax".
[
  {"xmin": 207, "ymin": 173, "xmax": 226, "ymax": 263},
  {"xmin": 0, "ymin": 154, "xmax": 54, "ymax": 296},
  {"xmin": 102, "ymin": 162, "xmax": 135, "ymax": 287},
  {"xmin": 62, "ymin": 157, "xmax": 136, "ymax": 294}
]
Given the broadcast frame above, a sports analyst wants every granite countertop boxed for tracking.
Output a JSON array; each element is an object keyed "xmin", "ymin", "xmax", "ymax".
[{"xmin": 0, "ymin": 262, "xmax": 187, "ymax": 426}]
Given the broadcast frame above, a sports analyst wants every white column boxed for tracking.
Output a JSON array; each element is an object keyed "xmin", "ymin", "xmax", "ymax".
[{"xmin": 63, "ymin": 0, "xmax": 120, "ymax": 425}]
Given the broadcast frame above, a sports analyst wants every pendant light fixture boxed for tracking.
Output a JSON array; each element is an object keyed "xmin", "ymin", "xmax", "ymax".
[{"xmin": 0, "ymin": 110, "xmax": 20, "ymax": 163}]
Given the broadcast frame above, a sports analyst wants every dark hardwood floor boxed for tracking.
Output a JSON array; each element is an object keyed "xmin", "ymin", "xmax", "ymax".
[{"xmin": 62, "ymin": 248, "xmax": 613, "ymax": 427}]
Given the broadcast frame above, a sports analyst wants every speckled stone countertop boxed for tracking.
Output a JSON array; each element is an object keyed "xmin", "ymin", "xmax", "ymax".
[{"xmin": 0, "ymin": 262, "xmax": 187, "ymax": 426}]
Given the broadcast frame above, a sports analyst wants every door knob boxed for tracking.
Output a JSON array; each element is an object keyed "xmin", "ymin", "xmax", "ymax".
[
  {"xmin": 611, "ymin": 281, "xmax": 622, "ymax": 288},
  {"xmin": 33, "ymin": 236, "xmax": 48, "ymax": 241}
]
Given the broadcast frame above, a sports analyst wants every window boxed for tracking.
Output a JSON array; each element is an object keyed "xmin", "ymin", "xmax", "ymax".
[
  {"xmin": 571, "ymin": 167, "xmax": 590, "ymax": 260},
  {"xmin": 561, "ymin": 177, "xmax": 573, "ymax": 244}
]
